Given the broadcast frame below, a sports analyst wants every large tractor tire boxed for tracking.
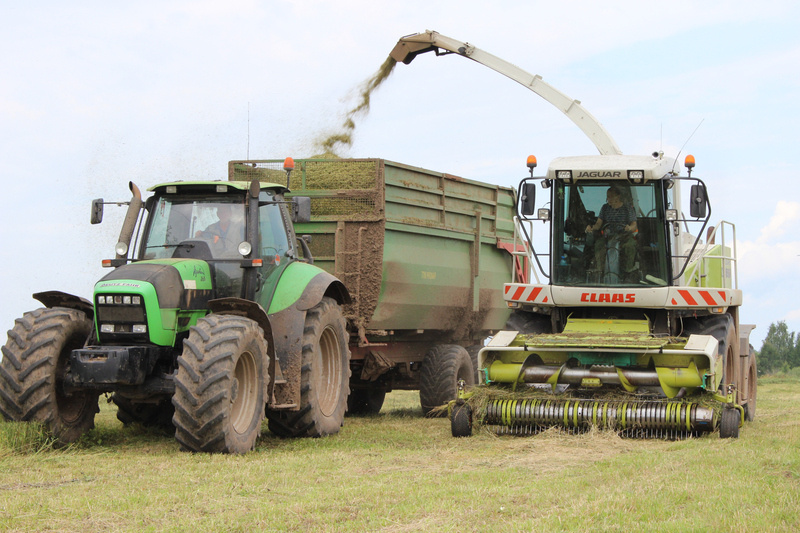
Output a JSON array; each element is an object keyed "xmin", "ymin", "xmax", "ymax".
[
  {"xmin": 267, "ymin": 297, "xmax": 350, "ymax": 438},
  {"xmin": 172, "ymin": 314, "xmax": 268, "ymax": 454},
  {"xmin": 419, "ymin": 344, "xmax": 474, "ymax": 416},
  {"xmin": 113, "ymin": 394, "xmax": 175, "ymax": 430},
  {"xmin": 0, "ymin": 307, "xmax": 99, "ymax": 443}
]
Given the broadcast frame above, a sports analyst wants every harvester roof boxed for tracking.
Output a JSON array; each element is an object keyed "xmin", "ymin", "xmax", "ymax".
[{"xmin": 546, "ymin": 154, "xmax": 677, "ymax": 183}]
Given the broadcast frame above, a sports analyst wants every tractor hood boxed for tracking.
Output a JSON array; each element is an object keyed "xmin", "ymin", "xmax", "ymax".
[{"xmin": 96, "ymin": 259, "xmax": 214, "ymax": 310}]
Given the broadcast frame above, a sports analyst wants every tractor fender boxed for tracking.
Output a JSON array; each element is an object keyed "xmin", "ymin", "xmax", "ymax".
[
  {"xmin": 268, "ymin": 262, "xmax": 350, "ymax": 315},
  {"xmin": 264, "ymin": 263, "xmax": 350, "ymax": 409},
  {"xmin": 33, "ymin": 291, "xmax": 94, "ymax": 320}
]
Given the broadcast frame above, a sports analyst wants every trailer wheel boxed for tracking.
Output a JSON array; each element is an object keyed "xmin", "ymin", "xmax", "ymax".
[
  {"xmin": 113, "ymin": 395, "xmax": 175, "ymax": 430},
  {"xmin": 0, "ymin": 307, "xmax": 99, "ymax": 443},
  {"xmin": 743, "ymin": 353, "xmax": 757, "ymax": 421},
  {"xmin": 267, "ymin": 297, "xmax": 350, "ymax": 437},
  {"xmin": 419, "ymin": 345, "xmax": 474, "ymax": 416},
  {"xmin": 451, "ymin": 402, "xmax": 473, "ymax": 437},
  {"xmin": 719, "ymin": 407, "xmax": 740, "ymax": 439},
  {"xmin": 347, "ymin": 386, "xmax": 386, "ymax": 415},
  {"xmin": 172, "ymin": 314, "xmax": 267, "ymax": 453}
]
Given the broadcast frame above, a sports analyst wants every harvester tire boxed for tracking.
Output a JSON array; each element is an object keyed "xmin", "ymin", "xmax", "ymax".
[
  {"xmin": 0, "ymin": 307, "xmax": 99, "ymax": 443},
  {"xmin": 684, "ymin": 314, "xmax": 738, "ymax": 393},
  {"xmin": 451, "ymin": 402, "xmax": 473, "ymax": 437},
  {"xmin": 113, "ymin": 395, "xmax": 175, "ymax": 430},
  {"xmin": 419, "ymin": 344, "xmax": 474, "ymax": 416},
  {"xmin": 267, "ymin": 297, "xmax": 350, "ymax": 438},
  {"xmin": 172, "ymin": 314, "xmax": 268, "ymax": 454},
  {"xmin": 743, "ymin": 353, "xmax": 757, "ymax": 421},
  {"xmin": 719, "ymin": 407, "xmax": 740, "ymax": 439},
  {"xmin": 347, "ymin": 386, "xmax": 386, "ymax": 415}
]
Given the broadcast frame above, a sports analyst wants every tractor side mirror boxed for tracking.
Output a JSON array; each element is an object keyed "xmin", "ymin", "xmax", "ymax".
[
  {"xmin": 292, "ymin": 196, "xmax": 311, "ymax": 223},
  {"xmin": 689, "ymin": 185, "xmax": 707, "ymax": 218},
  {"xmin": 91, "ymin": 198, "xmax": 104, "ymax": 224},
  {"xmin": 520, "ymin": 182, "xmax": 536, "ymax": 217}
]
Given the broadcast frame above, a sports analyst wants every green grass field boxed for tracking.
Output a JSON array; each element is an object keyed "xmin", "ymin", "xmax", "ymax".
[{"xmin": 1, "ymin": 378, "xmax": 798, "ymax": 532}]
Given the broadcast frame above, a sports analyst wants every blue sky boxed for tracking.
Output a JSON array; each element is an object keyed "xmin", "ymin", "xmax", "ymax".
[{"xmin": 1, "ymin": 0, "xmax": 798, "ymax": 349}]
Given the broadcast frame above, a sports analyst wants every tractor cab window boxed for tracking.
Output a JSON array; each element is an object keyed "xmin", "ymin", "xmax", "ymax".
[
  {"xmin": 256, "ymin": 190, "xmax": 292, "ymax": 286},
  {"xmin": 554, "ymin": 180, "xmax": 669, "ymax": 287},
  {"xmin": 142, "ymin": 197, "xmax": 246, "ymax": 261}
]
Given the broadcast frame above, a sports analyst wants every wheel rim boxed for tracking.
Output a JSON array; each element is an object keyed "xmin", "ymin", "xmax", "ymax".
[
  {"xmin": 231, "ymin": 349, "xmax": 258, "ymax": 435},
  {"xmin": 317, "ymin": 325, "xmax": 342, "ymax": 418}
]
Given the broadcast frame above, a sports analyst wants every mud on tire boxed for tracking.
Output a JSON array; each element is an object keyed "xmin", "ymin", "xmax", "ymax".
[
  {"xmin": 419, "ymin": 344, "xmax": 474, "ymax": 416},
  {"xmin": 0, "ymin": 307, "xmax": 99, "ymax": 443},
  {"xmin": 267, "ymin": 297, "xmax": 350, "ymax": 438},
  {"xmin": 172, "ymin": 314, "xmax": 268, "ymax": 453}
]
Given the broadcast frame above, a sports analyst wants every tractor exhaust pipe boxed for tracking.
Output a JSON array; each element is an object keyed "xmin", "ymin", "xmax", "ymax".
[{"xmin": 116, "ymin": 182, "xmax": 143, "ymax": 260}]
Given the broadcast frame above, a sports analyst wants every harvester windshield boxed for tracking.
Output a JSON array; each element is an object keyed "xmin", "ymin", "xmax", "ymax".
[{"xmin": 553, "ymin": 180, "xmax": 669, "ymax": 287}]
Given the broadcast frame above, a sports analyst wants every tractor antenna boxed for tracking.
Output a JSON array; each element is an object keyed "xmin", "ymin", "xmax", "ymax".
[
  {"xmin": 672, "ymin": 119, "xmax": 704, "ymax": 173},
  {"xmin": 247, "ymin": 102, "xmax": 251, "ymax": 160}
]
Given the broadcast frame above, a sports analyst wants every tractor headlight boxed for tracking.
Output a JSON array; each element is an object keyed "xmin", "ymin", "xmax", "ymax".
[
  {"xmin": 238, "ymin": 241, "xmax": 252, "ymax": 256},
  {"xmin": 115, "ymin": 241, "xmax": 129, "ymax": 256}
]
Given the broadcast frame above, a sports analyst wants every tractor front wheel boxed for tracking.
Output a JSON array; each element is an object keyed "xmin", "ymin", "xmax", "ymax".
[
  {"xmin": 172, "ymin": 314, "xmax": 268, "ymax": 453},
  {"xmin": 0, "ymin": 307, "xmax": 99, "ymax": 443}
]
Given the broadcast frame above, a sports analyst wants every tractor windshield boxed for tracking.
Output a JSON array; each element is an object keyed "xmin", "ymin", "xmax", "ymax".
[
  {"xmin": 553, "ymin": 180, "xmax": 669, "ymax": 287},
  {"xmin": 141, "ymin": 196, "xmax": 246, "ymax": 260}
]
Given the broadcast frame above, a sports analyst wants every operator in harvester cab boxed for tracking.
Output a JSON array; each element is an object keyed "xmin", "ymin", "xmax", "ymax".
[
  {"xmin": 585, "ymin": 186, "xmax": 638, "ymax": 281},
  {"xmin": 195, "ymin": 203, "xmax": 244, "ymax": 258}
]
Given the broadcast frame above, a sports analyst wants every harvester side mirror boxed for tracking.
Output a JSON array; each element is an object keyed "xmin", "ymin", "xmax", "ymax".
[
  {"xmin": 91, "ymin": 199, "xmax": 104, "ymax": 224},
  {"xmin": 292, "ymin": 196, "xmax": 311, "ymax": 223},
  {"xmin": 520, "ymin": 183, "xmax": 537, "ymax": 216},
  {"xmin": 689, "ymin": 185, "xmax": 707, "ymax": 218}
]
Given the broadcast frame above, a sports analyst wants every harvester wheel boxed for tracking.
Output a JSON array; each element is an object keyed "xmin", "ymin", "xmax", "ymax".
[
  {"xmin": 419, "ymin": 345, "xmax": 474, "ymax": 416},
  {"xmin": 684, "ymin": 314, "xmax": 738, "ymax": 393},
  {"xmin": 743, "ymin": 353, "xmax": 757, "ymax": 421},
  {"xmin": 0, "ymin": 307, "xmax": 99, "ymax": 443},
  {"xmin": 451, "ymin": 402, "xmax": 473, "ymax": 437},
  {"xmin": 267, "ymin": 297, "xmax": 350, "ymax": 437},
  {"xmin": 347, "ymin": 386, "xmax": 386, "ymax": 415},
  {"xmin": 172, "ymin": 314, "xmax": 268, "ymax": 453},
  {"xmin": 113, "ymin": 395, "xmax": 175, "ymax": 430},
  {"xmin": 719, "ymin": 407, "xmax": 740, "ymax": 439}
]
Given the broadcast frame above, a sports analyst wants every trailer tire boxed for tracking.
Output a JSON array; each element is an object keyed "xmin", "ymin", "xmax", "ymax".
[
  {"xmin": 0, "ymin": 307, "xmax": 99, "ymax": 443},
  {"xmin": 172, "ymin": 314, "xmax": 267, "ymax": 454},
  {"xmin": 719, "ymin": 407, "xmax": 740, "ymax": 439},
  {"xmin": 267, "ymin": 297, "xmax": 350, "ymax": 438},
  {"xmin": 451, "ymin": 402, "xmax": 473, "ymax": 437},
  {"xmin": 113, "ymin": 395, "xmax": 175, "ymax": 430},
  {"xmin": 419, "ymin": 344, "xmax": 474, "ymax": 416},
  {"xmin": 347, "ymin": 386, "xmax": 386, "ymax": 415}
]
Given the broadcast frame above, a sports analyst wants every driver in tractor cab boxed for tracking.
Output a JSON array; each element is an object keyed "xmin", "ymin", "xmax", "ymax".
[
  {"xmin": 585, "ymin": 186, "xmax": 638, "ymax": 282},
  {"xmin": 195, "ymin": 203, "xmax": 244, "ymax": 259}
]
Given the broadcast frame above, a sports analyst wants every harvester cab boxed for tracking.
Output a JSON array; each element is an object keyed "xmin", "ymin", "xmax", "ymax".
[
  {"xmin": 451, "ymin": 153, "xmax": 757, "ymax": 439},
  {"xmin": 0, "ymin": 162, "xmax": 352, "ymax": 453}
]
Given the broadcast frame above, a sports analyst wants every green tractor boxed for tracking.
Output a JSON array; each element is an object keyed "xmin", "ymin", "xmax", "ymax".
[{"xmin": 0, "ymin": 160, "xmax": 351, "ymax": 453}]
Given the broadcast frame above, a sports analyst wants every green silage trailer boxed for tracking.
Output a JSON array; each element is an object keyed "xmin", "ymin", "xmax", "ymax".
[{"xmin": 228, "ymin": 158, "xmax": 518, "ymax": 414}]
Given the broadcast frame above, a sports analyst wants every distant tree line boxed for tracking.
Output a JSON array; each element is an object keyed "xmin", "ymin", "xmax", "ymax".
[{"xmin": 756, "ymin": 321, "xmax": 800, "ymax": 375}]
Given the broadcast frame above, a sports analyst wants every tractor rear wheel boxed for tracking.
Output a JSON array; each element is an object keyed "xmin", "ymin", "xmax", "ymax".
[
  {"xmin": 419, "ymin": 344, "xmax": 474, "ymax": 416},
  {"xmin": 172, "ymin": 314, "xmax": 268, "ymax": 453},
  {"xmin": 267, "ymin": 297, "xmax": 350, "ymax": 437},
  {"xmin": 0, "ymin": 307, "xmax": 99, "ymax": 443}
]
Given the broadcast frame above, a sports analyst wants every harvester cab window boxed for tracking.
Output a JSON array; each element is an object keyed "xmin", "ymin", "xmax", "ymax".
[{"xmin": 555, "ymin": 181, "xmax": 669, "ymax": 287}]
